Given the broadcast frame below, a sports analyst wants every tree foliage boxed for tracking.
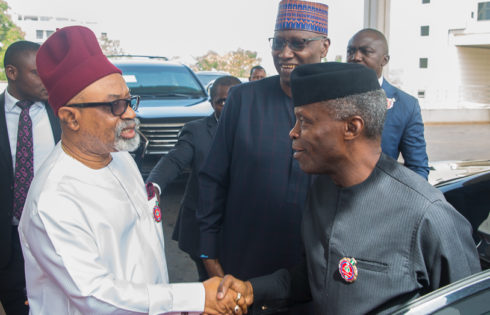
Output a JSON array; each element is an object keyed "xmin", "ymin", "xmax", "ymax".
[
  {"xmin": 192, "ymin": 48, "xmax": 262, "ymax": 78},
  {"xmin": 99, "ymin": 33, "xmax": 124, "ymax": 56},
  {"xmin": 0, "ymin": 0, "xmax": 25, "ymax": 80}
]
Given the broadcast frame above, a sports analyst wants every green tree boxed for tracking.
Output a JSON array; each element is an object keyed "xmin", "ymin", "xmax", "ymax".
[
  {"xmin": 0, "ymin": 0, "xmax": 25, "ymax": 80},
  {"xmin": 192, "ymin": 48, "xmax": 262, "ymax": 78}
]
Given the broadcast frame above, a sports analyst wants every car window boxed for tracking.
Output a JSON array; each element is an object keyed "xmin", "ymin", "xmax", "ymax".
[
  {"xmin": 117, "ymin": 64, "xmax": 206, "ymax": 97},
  {"xmin": 433, "ymin": 288, "xmax": 490, "ymax": 315}
]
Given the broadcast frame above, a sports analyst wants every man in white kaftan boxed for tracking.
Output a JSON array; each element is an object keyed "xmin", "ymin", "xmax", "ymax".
[
  {"xmin": 19, "ymin": 144, "xmax": 204, "ymax": 314},
  {"xmin": 16, "ymin": 25, "xmax": 246, "ymax": 315}
]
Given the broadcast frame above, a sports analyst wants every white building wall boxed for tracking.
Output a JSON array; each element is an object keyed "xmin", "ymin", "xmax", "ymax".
[
  {"xmin": 11, "ymin": 12, "xmax": 106, "ymax": 45},
  {"xmin": 387, "ymin": 0, "xmax": 490, "ymax": 117}
]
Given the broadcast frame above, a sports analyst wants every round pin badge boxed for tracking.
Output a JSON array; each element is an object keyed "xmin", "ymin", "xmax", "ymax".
[
  {"xmin": 338, "ymin": 257, "xmax": 358, "ymax": 283},
  {"xmin": 153, "ymin": 204, "xmax": 162, "ymax": 222}
]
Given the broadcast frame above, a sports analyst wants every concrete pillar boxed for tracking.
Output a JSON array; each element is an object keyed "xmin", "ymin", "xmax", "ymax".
[
  {"xmin": 364, "ymin": 0, "xmax": 391, "ymax": 35},
  {"xmin": 363, "ymin": 0, "xmax": 391, "ymax": 78}
]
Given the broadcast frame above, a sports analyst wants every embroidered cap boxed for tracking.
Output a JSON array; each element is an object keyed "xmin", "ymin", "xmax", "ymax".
[
  {"xmin": 36, "ymin": 25, "xmax": 122, "ymax": 115},
  {"xmin": 275, "ymin": 0, "xmax": 328, "ymax": 35}
]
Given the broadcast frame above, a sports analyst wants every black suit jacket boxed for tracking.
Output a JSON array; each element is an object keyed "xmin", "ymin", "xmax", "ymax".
[
  {"xmin": 0, "ymin": 93, "xmax": 61, "ymax": 268},
  {"xmin": 147, "ymin": 114, "xmax": 217, "ymax": 256}
]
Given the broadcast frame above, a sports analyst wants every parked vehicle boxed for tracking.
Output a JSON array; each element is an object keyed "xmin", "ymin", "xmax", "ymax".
[
  {"xmin": 431, "ymin": 160, "xmax": 490, "ymax": 269},
  {"xmin": 391, "ymin": 269, "xmax": 490, "ymax": 314},
  {"xmin": 195, "ymin": 70, "xmax": 230, "ymax": 87},
  {"xmin": 110, "ymin": 56, "xmax": 213, "ymax": 178}
]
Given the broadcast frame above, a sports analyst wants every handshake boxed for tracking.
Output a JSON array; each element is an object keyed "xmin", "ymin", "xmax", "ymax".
[{"xmin": 203, "ymin": 275, "xmax": 254, "ymax": 315}]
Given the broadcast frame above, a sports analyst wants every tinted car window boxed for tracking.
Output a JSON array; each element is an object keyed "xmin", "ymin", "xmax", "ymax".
[
  {"xmin": 439, "ymin": 172, "xmax": 490, "ymax": 244},
  {"xmin": 119, "ymin": 64, "xmax": 206, "ymax": 97}
]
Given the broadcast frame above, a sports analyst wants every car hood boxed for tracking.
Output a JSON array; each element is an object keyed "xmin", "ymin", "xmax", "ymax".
[
  {"xmin": 429, "ymin": 160, "xmax": 490, "ymax": 186},
  {"xmin": 136, "ymin": 97, "xmax": 213, "ymax": 119}
]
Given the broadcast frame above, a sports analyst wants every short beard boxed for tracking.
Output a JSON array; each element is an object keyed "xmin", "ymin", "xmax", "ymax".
[{"xmin": 114, "ymin": 118, "xmax": 140, "ymax": 152}]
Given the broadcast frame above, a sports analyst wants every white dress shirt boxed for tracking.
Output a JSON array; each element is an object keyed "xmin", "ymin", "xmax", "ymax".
[
  {"xmin": 5, "ymin": 89, "xmax": 55, "ymax": 225},
  {"xmin": 4, "ymin": 88, "xmax": 55, "ymax": 173},
  {"xmin": 19, "ymin": 144, "xmax": 205, "ymax": 314}
]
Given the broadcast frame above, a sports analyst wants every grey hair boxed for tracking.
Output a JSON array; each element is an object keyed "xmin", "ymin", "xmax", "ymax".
[{"xmin": 325, "ymin": 89, "xmax": 387, "ymax": 139}]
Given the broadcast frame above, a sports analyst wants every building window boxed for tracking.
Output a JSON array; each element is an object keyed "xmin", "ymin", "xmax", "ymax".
[
  {"xmin": 418, "ymin": 90, "xmax": 426, "ymax": 98},
  {"xmin": 36, "ymin": 30, "xmax": 43, "ymax": 40},
  {"xmin": 420, "ymin": 26, "xmax": 430, "ymax": 36},
  {"xmin": 478, "ymin": 2, "xmax": 490, "ymax": 20},
  {"xmin": 46, "ymin": 30, "xmax": 54, "ymax": 37},
  {"xmin": 25, "ymin": 15, "xmax": 38, "ymax": 21},
  {"xmin": 419, "ymin": 58, "xmax": 428, "ymax": 68},
  {"xmin": 422, "ymin": 0, "xmax": 430, "ymax": 3}
]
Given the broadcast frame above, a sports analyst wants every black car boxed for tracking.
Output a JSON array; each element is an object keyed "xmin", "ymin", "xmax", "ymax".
[
  {"xmin": 110, "ymin": 57, "xmax": 213, "ymax": 177},
  {"xmin": 391, "ymin": 269, "xmax": 490, "ymax": 314},
  {"xmin": 431, "ymin": 160, "xmax": 490, "ymax": 269}
]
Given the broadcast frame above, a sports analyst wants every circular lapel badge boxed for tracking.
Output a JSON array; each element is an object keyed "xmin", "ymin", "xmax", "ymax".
[
  {"xmin": 153, "ymin": 204, "xmax": 162, "ymax": 222},
  {"xmin": 338, "ymin": 257, "xmax": 358, "ymax": 283}
]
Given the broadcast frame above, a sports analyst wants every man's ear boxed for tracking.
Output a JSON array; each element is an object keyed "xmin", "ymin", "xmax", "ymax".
[
  {"xmin": 382, "ymin": 54, "xmax": 390, "ymax": 67},
  {"xmin": 344, "ymin": 116, "xmax": 364, "ymax": 140},
  {"xmin": 58, "ymin": 107, "xmax": 81, "ymax": 131},
  {"xmin": 5, "ymin": 65, "xmax": 17, "ymax": 81},
  {"xmin": 320, "ymin": 38, "xmax": 331, "ymax": 59}
]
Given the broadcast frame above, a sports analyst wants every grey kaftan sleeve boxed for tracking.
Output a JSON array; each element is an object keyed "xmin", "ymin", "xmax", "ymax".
[{"xmin": 412, "ymin": 200, "xmax": 481, "ymax": 291}]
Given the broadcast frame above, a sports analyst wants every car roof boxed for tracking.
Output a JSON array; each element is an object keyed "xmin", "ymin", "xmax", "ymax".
[{"xmin": 430, "ymin": 160, "xmax": 490, "ymax": 186}]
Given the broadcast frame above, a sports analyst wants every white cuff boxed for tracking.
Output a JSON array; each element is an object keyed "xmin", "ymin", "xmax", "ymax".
[
  {"xmin": 152, "ymin": 182, "xmax": 162, "ymax": 196},
  {"xmin": 148, "ymin": 282, "xmax": 204, "ymax": 315}
]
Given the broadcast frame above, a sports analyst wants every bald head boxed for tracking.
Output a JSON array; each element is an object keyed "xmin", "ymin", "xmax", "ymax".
[
  {"xmin": 347, "ymin": 28, "xmax": 390, "ymax": 78},
  {"xmin": 354, "ymin": 29, "xmax": 388, "ymax": 54}
]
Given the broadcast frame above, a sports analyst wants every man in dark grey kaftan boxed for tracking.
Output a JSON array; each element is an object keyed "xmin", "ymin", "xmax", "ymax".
[
  {"xmin": 217, "ymin": 62, "xmax": 480, "ymax": 314},
  {"xmin": 292, "ymin": 153, "xmax": 480, "ymax": 314}
]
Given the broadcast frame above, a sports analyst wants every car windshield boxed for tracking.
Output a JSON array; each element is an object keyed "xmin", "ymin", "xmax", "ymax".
[{"xmin": 117, "ymin": 64, "xmax": 206, "ymax": 98}]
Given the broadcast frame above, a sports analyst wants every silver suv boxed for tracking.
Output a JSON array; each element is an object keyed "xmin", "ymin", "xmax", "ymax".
[{"xmin": 110, "ymin": 56, "xmax": 213, "ymax": 177}]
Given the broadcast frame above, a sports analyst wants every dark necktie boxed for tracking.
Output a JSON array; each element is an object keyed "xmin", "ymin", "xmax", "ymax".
[{"xmin": 13, "ymin": 100, "xmax": 34, "ymax": 220}]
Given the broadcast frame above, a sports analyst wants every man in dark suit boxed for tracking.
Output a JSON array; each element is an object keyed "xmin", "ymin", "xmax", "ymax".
[
  {"xmin": 0, "ymin": 41, "xmax": 61, "ymax": 314},
  {"xmin": 347, "ymin": 28, "xmax": 429, "ymax": 179},
  {"xmin": 146, "ymin": 75, "xmax": 241, "ymax": 281}
]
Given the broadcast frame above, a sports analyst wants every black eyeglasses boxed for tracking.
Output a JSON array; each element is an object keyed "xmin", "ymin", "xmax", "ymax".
[
  {"xmin": 268, "ymin": 36, "xmax": 326, "ymax": 52},
  {"xmin": 66, "ymin": 95, "xmax": 140, "ymax": 117}
]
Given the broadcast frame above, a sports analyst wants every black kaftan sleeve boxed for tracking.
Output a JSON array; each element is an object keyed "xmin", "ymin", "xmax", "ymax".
[{"xmin": 249, "ymin": 257, "xmax": 312, "ymax": 312}]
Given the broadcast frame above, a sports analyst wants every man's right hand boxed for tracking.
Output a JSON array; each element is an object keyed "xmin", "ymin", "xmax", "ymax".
[
  {"xmin": 203, "ymin": 258, "xmax": 225, "ymax": 278},
  {"xmin": 217, "ymin": 275, "xmax": 254, "ymax": 307}
]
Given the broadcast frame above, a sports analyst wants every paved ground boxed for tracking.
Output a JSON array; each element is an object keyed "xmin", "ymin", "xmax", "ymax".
[
  {"xmin": 164, "ymin": 123, "xmax": 490, "ymax": 282},
  {"xmin": 425, "ymin": 123, "xmax": 490, "ymax": 161}
]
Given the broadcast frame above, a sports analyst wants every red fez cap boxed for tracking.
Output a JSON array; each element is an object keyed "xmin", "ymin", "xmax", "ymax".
[{"xmin": 36, "ymin": 25, "xmax": 122, "ymax": 115}]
